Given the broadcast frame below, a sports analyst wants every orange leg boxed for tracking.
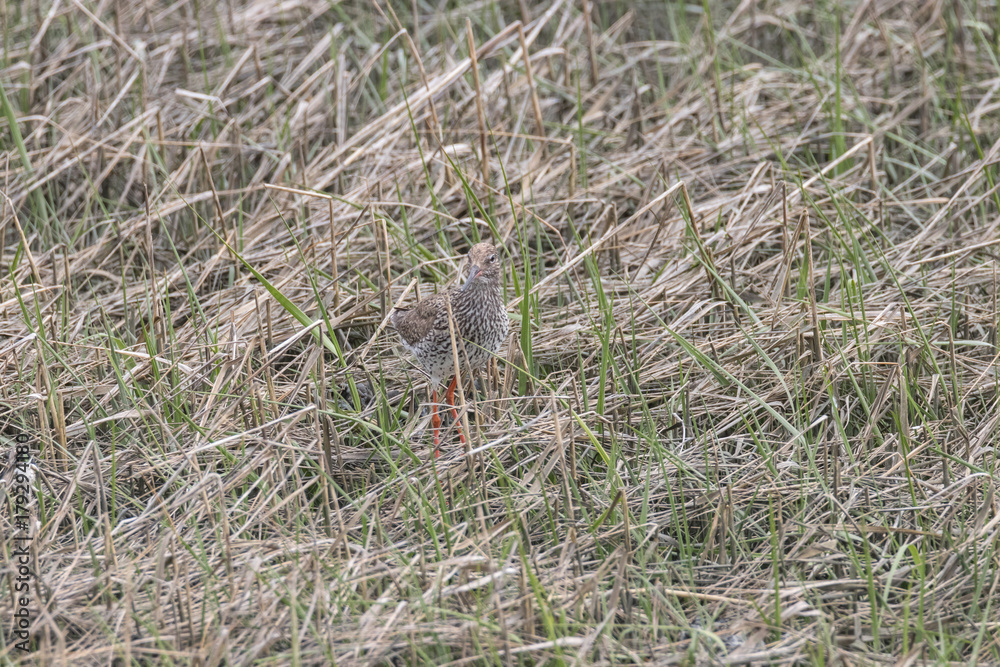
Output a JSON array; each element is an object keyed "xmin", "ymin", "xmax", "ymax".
[
  {"xmin": 444, "ymin": 376, "xmax": 467, "ymax": 444},
  {"xmin": 430, "ymin": 389, "xmax": 441, "ymax": 457}
]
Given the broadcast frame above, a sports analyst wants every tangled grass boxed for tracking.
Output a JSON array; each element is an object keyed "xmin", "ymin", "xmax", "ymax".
[{"xmin": 2, "ymin": 0, "xmax": 1000, "ymax": 663}]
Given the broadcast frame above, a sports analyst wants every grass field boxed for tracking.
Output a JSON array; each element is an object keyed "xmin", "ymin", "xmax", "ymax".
[{"xmin": 2, "ymin": 0, "xmax": 1000, "ymax": 663}]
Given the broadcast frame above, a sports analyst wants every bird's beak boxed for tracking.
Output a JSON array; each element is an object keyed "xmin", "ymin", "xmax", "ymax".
[{"xmin": 462, "ymin": 265, "xmax": 481, "ymax": 291}]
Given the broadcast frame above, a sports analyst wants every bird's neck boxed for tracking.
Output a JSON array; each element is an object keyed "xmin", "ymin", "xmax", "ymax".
[{"xmin": 458, "ymin": 279, "xmax": 501, "ymax": 299}]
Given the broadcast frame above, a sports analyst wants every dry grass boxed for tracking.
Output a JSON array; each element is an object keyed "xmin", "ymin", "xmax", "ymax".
[{"xmin": 2, "ymin": 0, "xmax": 1000, "ymax": 663}]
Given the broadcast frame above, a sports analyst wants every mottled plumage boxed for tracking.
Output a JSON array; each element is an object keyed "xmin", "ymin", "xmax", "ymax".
[{"xmin": 391, "ymin": 242, "xmax": 509, "ymax": 451}]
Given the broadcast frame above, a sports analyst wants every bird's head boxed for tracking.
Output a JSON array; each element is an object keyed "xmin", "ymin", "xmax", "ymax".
[{"xmin": 462, "ymin": 242, "xmax": 503, "ymax": 291}]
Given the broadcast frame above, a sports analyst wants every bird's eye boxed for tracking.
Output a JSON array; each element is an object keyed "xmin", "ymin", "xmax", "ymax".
[{"xmin": 489, "ymin": 254, "xmax": 497, "ymax": 263}]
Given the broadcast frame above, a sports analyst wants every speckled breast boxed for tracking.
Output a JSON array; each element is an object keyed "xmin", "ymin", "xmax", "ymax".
[{"xmin": 441, "ymin": 290, "xmax": 508, "ymax": 375}]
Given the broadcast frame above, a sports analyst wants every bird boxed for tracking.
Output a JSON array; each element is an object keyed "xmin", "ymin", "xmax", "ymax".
[{"xmin": 390, "ymin": 242, "xmax": 509, "ymax": 455}]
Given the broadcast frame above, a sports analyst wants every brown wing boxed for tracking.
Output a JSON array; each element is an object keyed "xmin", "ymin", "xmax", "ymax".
[{"xmin": 391, "ymin": 293, "xmax": 448, "ymax": 346}]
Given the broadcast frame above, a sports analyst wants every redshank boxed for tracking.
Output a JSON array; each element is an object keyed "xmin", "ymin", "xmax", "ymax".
[{"xmin": 391, "ymin": 242, "xmax": 509, "ymax": 453}]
